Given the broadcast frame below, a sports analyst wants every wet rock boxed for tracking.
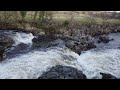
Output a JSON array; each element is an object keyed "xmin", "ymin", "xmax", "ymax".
[
  {"xmin": 0, "ymin": 35, "xmax": 14, "ymax": 61},
  {"xmin": 0, "ymin": 35, "xmax": 14, "ymax": 48},
  {"xmin": 65, "ymin": 40, "xmax": 96, "ymax": 55},
  {"xmin": 32, "ymin": 35, "xmax": 56, "ymax": 43},
  {"xmin": 32, "ymin": 35, "xmax": 96, "ymax": 54},
  {"xmin": 65, "ymin": 40, "xmax": 81, "ymax": 54},
  {"xmin": 6, "ymin": 43, "xmax": 30, "ymax": 58},
  {"xmin": 65, "ymin": 40, "xmax": 76, "ymax": 49},
  {"xmin": 87, "ymin": 42, "xmax": 97, "ymax": 50},
  {"xmin": 32, "ymin": 35, "xmax": 64, "ymax": 48},
  {"xmin": 100, "ymin": 72, "xmax": 117, "ymax": 79},
  {"xmin": 97, "ymin": 35, "xmax": 113, "ymax": 43},
  {"xmin": 74, "ymin": 45, "xmax": 81, "ymax": 55},
  {"xmin": 0, "ymin": 46, "xmax": 6, "ymax": 61},
  {"xmin": 41, "ymin": 72, "xmax": 60, "ymax": 79},
  {"xmin": 13, "ymin": 43, "xmax": 29, "ymax": 51},
  {"xmin": 118, "ymin": 47, "xmax": 120, "ymax": 49},
  {"xmin": 50, "ymin": 39, "xmax": 65, "ymax": 47},
  {"xmin": 38, "ymin": 65, "xmax": 86, "ymax": 79}
]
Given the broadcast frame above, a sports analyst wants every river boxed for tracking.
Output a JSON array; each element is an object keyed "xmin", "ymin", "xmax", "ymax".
[{"xmin": 0, "ymin": 30, "xmax": 120, "ymax": 79}]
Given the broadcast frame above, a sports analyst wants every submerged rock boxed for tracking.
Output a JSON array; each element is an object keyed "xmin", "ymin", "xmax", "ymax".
[
  {"xmin": 0, "ymin": 46, "xmax": 6, "ymax": 61},
  {"xmin": 97, "ymin": 35, "xmax": 114, "ymax": 43},
  {"xmin": 100, "ymin": 72, "xmax": 117, "ymax": 79},
  {"xmin": 5, "ymin": 42, "xmax": 32, "ymax": 59},
  {"xmin": 14, "ymin": 43, "xmax": 29, "ymax": 51},
  {"xmin": 38, "ymin": 65, "xmax": 86, "ymax": 79}
]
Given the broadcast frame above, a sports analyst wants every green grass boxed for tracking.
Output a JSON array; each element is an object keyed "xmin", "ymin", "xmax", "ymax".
[
  {"xmin": 53, "ymin": 17, "xmax": 120, "ymax": 24},
  {"xmin": 1, "ymin": 11, "xmax": 120, "ymax": 24},
  {"xmin": 51, "ymin": 12, "xmax": 120, "ymax": 24},
  {"xmin": 107, "ymin": 19, "xmax": 120, "ymax": 24}
]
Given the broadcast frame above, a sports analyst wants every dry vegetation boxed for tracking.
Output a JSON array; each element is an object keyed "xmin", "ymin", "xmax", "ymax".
[{"xmin": 0, "ymin": 11, "xmax": 120, "ymax": 37}]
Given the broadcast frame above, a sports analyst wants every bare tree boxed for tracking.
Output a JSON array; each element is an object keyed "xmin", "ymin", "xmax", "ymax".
[
  {"xmin": 19, "ymin": 11, "xmax": 27, "ymax": 29},
  {"xmin": 20, "ymin": 11, "xmax": 27, "ymax": 21},
  {"xmin": 33, "ymin": 11, "xmax": 38, "ymax": 21}
]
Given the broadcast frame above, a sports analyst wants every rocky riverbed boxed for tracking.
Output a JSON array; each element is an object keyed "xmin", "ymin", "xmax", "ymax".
[{"xmin": 0, "ymin": 29, "xmax": 120, "ymax": 79}]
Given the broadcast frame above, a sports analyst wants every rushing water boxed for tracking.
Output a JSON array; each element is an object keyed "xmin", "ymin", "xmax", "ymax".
[
  {"xmin": 95, "ymin": 33, "xmax": 120, "ymax": 49},
  {"xmin": 0, "ymin": 30, "xmax": 120, "ymax": 79}
]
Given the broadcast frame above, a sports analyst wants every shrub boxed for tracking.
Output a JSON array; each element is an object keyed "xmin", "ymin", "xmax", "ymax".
[{"xmin": 63, "ymin": 20, "xmax": 69, "ymax": 27}]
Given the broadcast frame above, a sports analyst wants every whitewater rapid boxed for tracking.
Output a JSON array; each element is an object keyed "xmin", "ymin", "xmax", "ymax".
[
  {"xmin": 12, "ymin": 32, "xmax": 34, "ymax": 46},
  {"xmin": 0, "ymin": 48, "xmax": 81, "ymax": 79},
  {"xmin": 0, "ymin": 31, "xmax": 120, "ymax": 79}
]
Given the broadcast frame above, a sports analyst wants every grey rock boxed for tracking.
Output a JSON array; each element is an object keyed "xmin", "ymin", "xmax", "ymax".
[
  {"xmin": 0, "ymin": 35, "xmax": 14, "ymax": 48},
  {"xmin": 0, "ymin": 46, "xmax": 6, "ymax": 61},
  {"xmin": 100, "ymin": 72, "xmax": 117, "ymax": 79},
  {"xmin": 65, "ymin": 39, "xmax": 96, "ymax": 55},
  {"xmin": 97, "ymin": 35, "xmax": 113, "ymax": 43},
  {"xmin": 38, "ymin": 65, "xmax": 86, "ymax": 79}
]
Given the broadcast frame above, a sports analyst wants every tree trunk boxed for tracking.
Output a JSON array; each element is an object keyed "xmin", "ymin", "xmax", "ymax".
[{"xmin": 33, "ymin": 11, "xmax": 38, "ymax": 21}]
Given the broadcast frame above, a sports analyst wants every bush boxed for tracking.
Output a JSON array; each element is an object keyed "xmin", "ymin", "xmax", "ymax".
[{"xmin": 63, "ymin": 20, "xmax": 69, "ymax": 26}]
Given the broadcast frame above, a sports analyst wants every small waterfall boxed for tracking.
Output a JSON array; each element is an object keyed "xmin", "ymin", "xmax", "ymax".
[
  {"xmin": 1, "ymin": 46, "xmax": 120, "ymax": 79},
  {"xmin": 4, "ymin": 31, "xmax": 35, "ymax": 57},
  {"xmin": 0, "ymin": 47, "xmax": 80, "ymax": 79},
  {"xmin": 12, "ymin": 32, "xmax": 34, "ymax": 46},
  {"xmin": 0, "ymin": 30, "xmax": 34, "ymax": 46}
]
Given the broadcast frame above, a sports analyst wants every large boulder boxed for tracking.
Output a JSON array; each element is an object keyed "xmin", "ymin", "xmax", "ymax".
[
  {"xmin": 32, "ymin": 35, "xmax": 52, "ymax": 48},
  {"xmin": 65, "ymin": 41, "xmax": 82, "ymax": 55},
  {"xmin": 0, "ymin": 35, "xmax": 14, "ymax": 61},
  {"xmin": 0, "ymin": 35, "xmax": 14, "ymax": 48},
  {"xmin": 100, "ymin": 72, "xmax": 117, "ymax": 79},
  {"xmin": 32, "ymin": 35, "xmax": 96, "ymax": 54},
  {"xmin": 38, "ymin": 65, "xmax": 86, "ymax": 79},
  {"xmin": 32, "ymin": 35, "xmax": 64, "ymax": 48},
  {"xmin": 65, "ymin": 40, "xmax": 96, "ymax": 55},
  {"xmin": 32, "ymin": 35, "xmax": 56, "ymax": 43}
]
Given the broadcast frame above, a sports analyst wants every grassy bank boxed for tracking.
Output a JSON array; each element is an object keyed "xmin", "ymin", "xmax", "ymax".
[
  {"xmin": 0, "ymin": 11, "xmax": 120, "ymax": 37},
  {"xmin": 53, "ymin": 17, "xmax": 120, "ymax": 24},
  {"xmin": 1, "ymin": 11, "xmax": 119, "ymax": 24}
]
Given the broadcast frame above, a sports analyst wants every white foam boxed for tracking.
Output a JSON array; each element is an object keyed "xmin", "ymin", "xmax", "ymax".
[
  {"xmin": 0, "ymin": 48, "xmax": 80, "ymax": 79},
  {"xmin": 77, "ymin": 49, "xmax": 120, "ymax": 79},
  {"xmin": 0, "ymin": 45, "xmax": 120, "ymax": 79},
  {"xmin": 1, "ymin": 31, "xmax": 120, "ymax": 79},
  {"xmin": 12, "ymin": 32, "xmax": 34, "ymax": 46}
]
